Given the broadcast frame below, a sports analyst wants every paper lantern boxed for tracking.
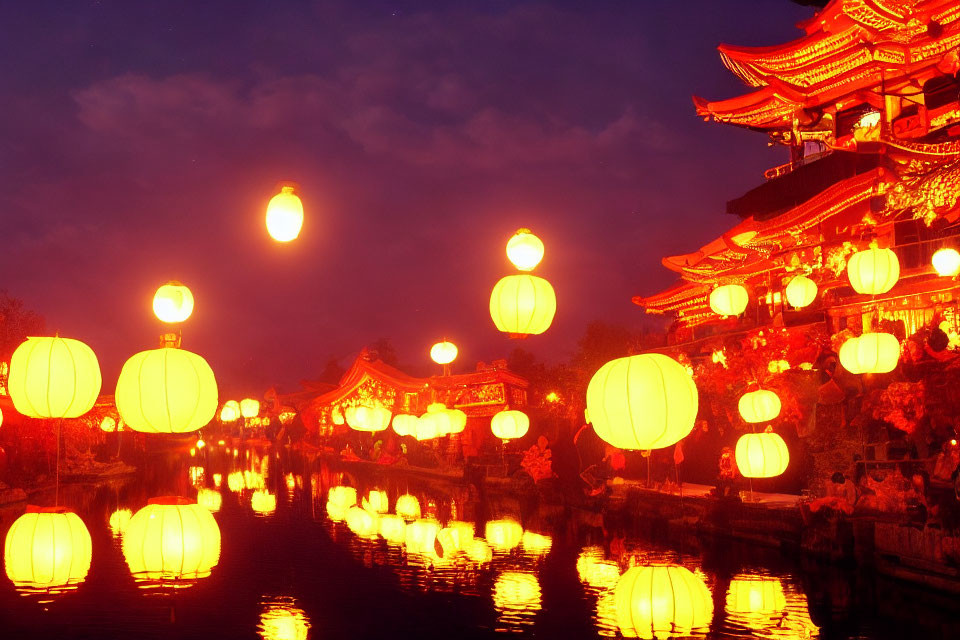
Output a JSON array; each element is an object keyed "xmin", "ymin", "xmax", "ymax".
[
  {"xmin": 362, "ymin": 490, "xmax": 388, "ymax": 514},
  {"xmin": 100, "ymin": 416, "xmax": 117, "ymax": 432},
  {"xmin": 709, "ymin": 284, "xmax": 748, "ymax": 316},
  {"xmin": 345, "ymin": 506, "xmax": 378, "ymax": 537},
  {"xmin": 485, "ymin": 518, "xmax": 523, "ymax": 550},
  {"xmin": 520, "ymin": 531, "xmax": 552, "ymax": 556},
  {"xmin": 109, "ymin": 508, "xmax": 133, "ymax": 537},
  {"xmin": 847, "ymin": 244, "xmax": 900, "ymax": 294},
  {"xmin": 4, "ymin": 506, "xmax": 92, "ymax": 595},
  {"xmin": 413, "ymin": 413, "xmax": 442, "ymax": 440},
  {"xmin": 614, "ymin": 565, "xmax": 713, "ymax": 639},
  {"xmin": 436, "ymin": 521, "xmax": 475, "ymax": 558},
  {"xmin": 430, "ymin": 341, "xmax": 458, "ymax": 365},
  {"xmin": 152, "ymin": 281, "xmax": 194, "ymax": 323},
  {"xmin": 345, "ymin": 405, "xmax": 391, "ymax": 432},
  {"xmin": 240, "ymin": 398, "xmax": 260, "ymax": 419},
  {"xmin": 395, "ymin": 494, "xmax": 421, "ymax": 520},
  {"xmin": 586, "ymin": 354, "xmax": 698, "ymax": 451},
  {"xmin": 737, "ymin": 389, "xmax": 781, "ymax": 423},
  {"xmin": 466, "ymin": 538, "xmax": 493, "ymax": 563},
  {"xmin": 933, "ymin": 248, "xmax": 960, "ymax": 277},
  {"xmin": 491, "ymin": 410, "xmax": 529, "ymax": 441},
  {"xmin": 197, "ymin": 488, "xmax": 222, "ymax": 513},
  {"xmin": 506, "ymin": 229, "xmax": 545, "ymax": 272},
  {"xmin": 251, "ymin": 490, "xmax": 277, "ymax": 515},
  {"xmin": 726, "ymin": 575, "xmax": 786, "ymax": 615},
  {"xmin": 326, "ymin": 486, "xmax": 357, "ymax": 522},
  {"xmin": 123, "ymin": 497, "xmax": 221, "ymax": 585},
  {"xmin": 785, "ymin": 276, "xmax": 817, "ymax": 308},
  {"xmin": 405, "ymin": 518, "xmax": 440, "ymax": 554},
  {"xmin": 838, "ymin": 333, "xmax": 900, "ymax": 374},
  {"xmin": 220, "ymin": 402, "xmax": 240, "ymax": 422},
  {"xmin": 735, "ymin": 432, "xmax": 789, "ymax": 478},
  {"xmin": 426, "ymin": 407, "xmax": 455, "ymax": 436},
  {"xmin": 493, "ymin": 571, "xmax": 541, "ymax": 614},
  {"xmin": 259, "ymin": 597, "xmax": 311, "ymax": 640},
  {"xmin": 489, "ymin": 274, "xmax": 556, "ymax": 336},
  {"xmin": 8, "ymin": 336, "xmax": 102, "ymax": 419},
  {"xmin": 265, "ymin": 185, "xmax": 304, "ymax": 242},
  {"xmin": 392, "ymin": 413, "xmax": 417, "ymax": 436},
  {"xmin": 115, "ymin": 348, "xmax": 218, "ymax": 433},
  {"xmin": 378, "ymin": 514, "xmax": 407, "ymax": 544}
]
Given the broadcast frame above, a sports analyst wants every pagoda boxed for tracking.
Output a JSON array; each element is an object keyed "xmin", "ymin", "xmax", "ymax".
[{"xmin": 636, "ymin": 0, "xmax": 960, "ymax": 344}]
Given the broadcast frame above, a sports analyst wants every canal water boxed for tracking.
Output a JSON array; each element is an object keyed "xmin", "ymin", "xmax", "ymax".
[{"xmin": 1, "ymin": 443, "xmax": 959, "ymax": 639}]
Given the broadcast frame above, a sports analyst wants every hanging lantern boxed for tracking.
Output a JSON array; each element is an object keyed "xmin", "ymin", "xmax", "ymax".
[
  {"xmin": 425, "ymin": 406, "xmax": 455, "ymax": 436},
  {"xmin": 362, "ymin": 490, "xmax": 389, "ymax": 514},
  {"xmin": 4, "ymin": 506, "xmax": 92, "ymax": 595},
  {"xmin": 506, "ymin": 228, "xmax": 545, "ymax": 272},
  {"xmin": 737, "ymin": 389, "xmax": 781, "ymax": 423},
  {"xmin": 122, "ymin": 497, "xmax": 221, "ymax": 586},
  {"xmin": 491, "ymin": 409, "xmax": 529, "ymax": 441},
  {"xmin": 413, "ymin": 413, "xmax": 442, "ymax": 440},
  {"xmin": 586, "ymin": 354, "xmax": 698, "ymax": 451},
  {"xmin": 933, "ymin": 248, "xmax": 960, "ymax": 277},
  {"xmin": 100, "ymin": 416, "xmax": 117, "ymax": 432},
  {"xmin": 345, "ymin": 405, "xmax": 391, "ymax": 432},
  {"xmin": 240, "ymin": 398, "xmax": 260, "ymax": 419},
  {"xmin": 614, "ymin": 565, "xmax": 713, "ymax": 639},
  {"xmin": 8, "ymin": 336, "xmax": 102, "ymax": 419},
  {"xmin": 709, "ymin": 284, "xmax": 748, "ymax": 316},
  {"xmin": 378, "ymin": 515, "xmax": 407, "ymax": 544},
  {"xmin": 392, "ymin": 413, "xmax": 418, "ymax": 437},
  {"xmin": 447, "ymin": 408, "xmax": 467, "ymax": 434},
  {"xmin": 251, "ymin": 490, "xmax": 277, "ymax": 515},
  {"xmin": 197, "ymin": 488, "xmax": 222, "ymax": 513},
  {"xmin": 116, "ymin": 348, "xmax": 218, "ymax": 433},
  {"xmin": 152, "ymin": 281, "xmax": 194, "ymax": 323},
  {"xmin": 405, "ymin": 518, "xmax": 441, "ymax": 554},
  {"xmin": 735, "ymin": 432, "xmax": 789, "ymax": 478},
  {"xmin": 430, "ymin": 341, "xmax": 458, "ymax": 365},
  {"xmin": 785, "ymin": 276, "xmax": 817, "ymax": 308},
  {"xmin": 265, "ymin": 185, "xmax": 304, "ymax": 242},
  {"xmin": 395, "ymin": 494, "xmax": 421, "ymax": 520},
  {"xmin": 485, "ymin": 518, "xmax": 523, "ymax": 550},
  {"xmin": 109, "ymin": 509, "xmax": 132, "ymax": 537},
  {"xmin": 838, "ymin": 333, "xmax": 900, "ymax": 374},
  {"xmin": 847, "ymin": 243, "xmax": 900, "ymax": 294},
  {"xmin": 489, "ymin": 274, "xmax": 556, "ymax": 337}
]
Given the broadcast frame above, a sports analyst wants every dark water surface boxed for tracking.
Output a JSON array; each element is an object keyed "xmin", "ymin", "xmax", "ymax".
[{"xmin": 2, "ymin": 444, "xmax": 959, "ymax": 639}]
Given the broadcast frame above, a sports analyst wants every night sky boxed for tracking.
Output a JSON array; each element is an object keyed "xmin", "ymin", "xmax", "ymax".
[{"xmin": 0, "ymin": 0, "xmax": 812, "ymax": 396}]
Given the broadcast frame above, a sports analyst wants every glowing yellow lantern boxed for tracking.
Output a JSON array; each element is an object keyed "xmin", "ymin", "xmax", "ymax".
[
  {"xmin": 8, "ymin": 336, "xmax": 101, "ymax": 419},
  {"xmin": 586, "ymin": 354, "xmax": 698, "ymax": 451},
  {"xmin": 332, "ymin": 407, "xmax": 345, "ymax": 425},
  {"xmin": 326, "ymin": 486, "xmax": 357, "ymax": 521},
  {"xmin": 737, "ymin": 389, "xmax": 781, "ymax": 423},
  {"xmin": 197, "ymin": 488, "xmax": 222, "ymax": 513},
  {"xmin": 109, "ymin": 508, "xmax": 133, "ymax": 537},
  {"xmin": 213, "ymin": 473, "xmax": 223, "ymax": 488},
  {"xmin": 100, "ymin": 416, "xmax": 117, "ymax": 432},
  {"xmin": 838, "ymin": 333, "xmax": 900, "ymax": 374},
  {"xmin": 491, "ymin": 409, "xmax": 529, "ymax": 441},
  {"xmin": 447, "ymin": 408, "xmax": 467, "ymax": 434},
  {"xmin": 0, "ymin": 406, "xmax": 3, "ymax": 429},
  {"xmin": 115, "ymin": 347, "xmax": 218, "ymax": 433},
  {"xmin": 240, "ymin": 398, "xmax": 260, "ymax": 419},
  {"xmin": 614, "ymin": 565, "xmax": 713, "ymax": 639},
  {"xmin": 493, "ymin": 571, "xmax": 542, "ymax": 616},
  {"xmin": 506, "ymin": 228, "xmax": 545, "ymax": 272},
  {"xmin": 152, "ymin": 281, "xmax": 194, "ymax": 323},
  {"xmin": 465, "ymin": 538, "xmax": 493, "ymax": 563},
  {"xmin": 405, "ymin": 518, "xmax": 440, "ymax": 554},
  {"xmin": 395, "ymin": 494, "xmax": 421, "ymax": 520},
  {"xmin": 378, "ymin": 514, "xmax": 407, "ymax": 544},
  {"xmin": 362, "ymin": 489, "xmax": 389, "ymax": 514},
  {"xmin": 726, "ymin": 575, "xmax": 786, "ymax": 616},
  {"xmin": 259, "ymin": 597, "xmax": 311, "ymax": 640},
  {"xmin": 489, "ymin": 274, "xmax": 557, "ymax": 336},
  {"xmin": 122, "ymin": 497, "xmax": 221, "ymax": 585},
  {"xmin": 735, "ymin": 432, "xmax": 789, "ymax": 478},
  {"xmin": 430, "ymin": 341, "xmax": 458, "ymax": 365},
  {"xmin": 345, "ymin": 506, "xmax": 377, "ymax": 536},
  {"xmin": 485, "ymin": 518, "xmax": 523, "ymax": 550},
  {"xmin": 847, "ymin": 243, "xmax": 900, "ymax": 294},
  {"xmin": 576, "ymin": 547, "xmax": 621, "ymax": 590},
  {"xmin": 392, "ymin": 413, "xmax": 418, "ymax": 436},
  {"xmin": 220, "ymin": 402, "xmax": 240, "ymax": 423},
  {"xmin": 520, "ymin": 531, "xmax": 552, "ymax": 556},
  {"xmin": 4, "ymin": 507, "xmax": 92, "ymax": 594},
  {"xmin": 265, "ymin": 185, "xmax": 304, "ymax": 242},
  {"xmin": 251, "ymin": 490, "xmax": 276, "ymax": 515},
  {"xmin": 413, "ymin": 413, "xmax": 442, "ymax": 440},
  {"xmin": 785, "ymin": 275, "xmax": 817, "ymax": 308},
  {"xmin": 933, "ymin": 248, "xmax": 960, "ymax": 277},
  {"xmin": 345, "ymin": 405, "xmax": 391, "ymax": 432},
  {"xmin": 436, "ymin": 520, "xmax": 475, "ymax": 558},
  {"xmin": 709, "ymin": 284, "xmax": 748, "ymax": 316}
]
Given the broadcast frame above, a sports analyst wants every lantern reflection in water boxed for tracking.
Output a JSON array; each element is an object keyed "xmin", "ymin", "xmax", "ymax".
[
  {"xmin": 251, "ymin": 490, "xmax": 277, "ymax": 515},
  {"xmin": 613, "ymin": 564, "xmax": 713, "ymax": 639},
  {"xmin": 520, "ymin": 531, "xmax": 552, "ymax": 556},
  {"xmin": 4, "ymin": 507, "xmax": 92, "ymax": 596},
  {"xmin": 724, "ymin": 573, "xmax": 819, "ymax": 639},
  {"xmin": 395, "ymin": 494, "xmax": 421, "ymax": 520},
  {"xmin": 259, "ymin": 596, "xmax": 311, "ymax": 640},
  {"xmin": 576, "ymin": 547, "xmax": 621, "ymax": 590},
  {"xmin": 109, "ymin": 509, "xmax": 133, "ymax": 537},
  {"xmin": 485, "ymin": 518, "xmax": 523, "ymax": 551},
  {"xmin": 197, "ymin": 488, "xmax": 222, "ymax": 513},
  {"xmin": 494, "ymin": 571, "xmax": 542, "ymax": 630},
  {"xmin": 326, "ymin": 486, "xmax": 357, "ymax": 522}
]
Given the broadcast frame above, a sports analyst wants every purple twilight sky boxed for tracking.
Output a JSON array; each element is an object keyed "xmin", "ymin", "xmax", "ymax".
[{"xmin": 0, "ymin": 0, "xmax": 813, "ymax": 397}]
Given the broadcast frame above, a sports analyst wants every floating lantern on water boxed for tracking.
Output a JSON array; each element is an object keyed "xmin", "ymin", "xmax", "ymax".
[
  {"xmin": 4, "ymin": 506, "xmax": 92, "ymax": 596},
  {"xmin": 258, "ymin": 596, "xmax": 311, "ymax": 640},
  {"xmin": 152, "ymin": 281, "xmax": 194, "ymax": 323},
  {"xmin": 326, "ymin": 486, "xmax": 357, "ymax": 522},
  {"xmin": 838, "ymin": 333, "xmax": 900, "ymax": 374},
  {"xmin": 109, "ymin": 508, "xmax": 133, "ymax": 537},
  {"xmin": 465, "ymin": 538, "xmax": 493, "ymax": 564},
  {"xmin": 520, "ymin": 531, "xmax": 552, "ymax": 556},
  {"xmin": 933, "ymin": 248, "xmax": 960, "ymax": 277},
  {"xmin": 735, "ymin": 432, "xmax": 789, "ymax": 478},
  {"xmin": 485, "ymin": 519, "xmax": 523, "ymax": 551},
  {"xmin": 362, "ymin": 490, "xmax": 389, "ymax": 514},
  {"xmin": 738, "ymin": 389, "xmax": 781, "ymax": 423},
  {"xmin": 586, "ymin": 353, "xmax": 698, "ymax": 450},
  {"xmin": 847, "ymin": 243, "xmax": 900, "ymax": 294},
  {"xmin": 491, "ymin": 410, "xmax": 529, "ymax": 442},
  {"xmin": 405, "ymin": 518, "xmax": 441, "ymax": 554},
  {"xmin": 123, "ymin": 497, "xmax": 221, "ymax": 587},
  {"xmin": 785, "ymin": 275, "xmax": 817, "ymax": 308},
  {"xmin": 709, "ymin": 284, "xmax": 748, "ymax": 316},
  {"xmin": 378, "ymin": 514, "xmax": 407, "ymax": 544},
  {"xmin": 430, "ymin": 341, "xmax": 458, "ymax": 365},
  {"xmin": 116, "ymin": 347, "xmax": 218, "ymax": 433},
  {"xmin": 613, "ymin": 565, "xmax": 713, "ymax": 640},
  {"xmin": 490, "ymin": 274, "xmax": 557, "ymax": 337},
  {"xmin": 197, "ymin": 488, "xmax": 222, "ymax": 513},
  {"xmin": 506, "ymin": 229, "xmax": 545, "ymax": 272},
  {"xmin": 436, "ymin": 521, "xmax": 475, "ymax": 558},
  {"xmin": 8, "ymin": 336, "xmax": 102, "ymax": 419},
  {"xmin": 345, "ymin": 506, "xmax": 378, "ymax": 537},
  {"xmin": 345, "ymin": 405, "xmax": 391, "ymax": 432},
  {"xmin": 395, "ymin": 494, "xmax": 421, "ymax": 521},
  {"xmin": 265, "ymin": 185, "xmax": 304, "ymax": 243}
]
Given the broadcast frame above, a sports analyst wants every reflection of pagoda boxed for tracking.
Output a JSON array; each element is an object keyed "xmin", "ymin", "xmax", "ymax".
[{"xmin": 636, "ymin": 0, "xmax": 960, "ymax": 343}]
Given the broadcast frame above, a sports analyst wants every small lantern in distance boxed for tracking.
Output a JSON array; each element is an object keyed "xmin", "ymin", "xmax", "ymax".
[
  {"xmin": 266, "ymin": 185, "xmax": 304, "ymax": 242},
  {"xmin": 430, "ymin": 341, "xmax": 458, "ymax": 366},
  {"xmin": 153, "ymin": 281, "xmax": 194, "ymax": 324},
  {"xmin": 506, "ymin": 229, "xmax": 544, "ymax": 271}
]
